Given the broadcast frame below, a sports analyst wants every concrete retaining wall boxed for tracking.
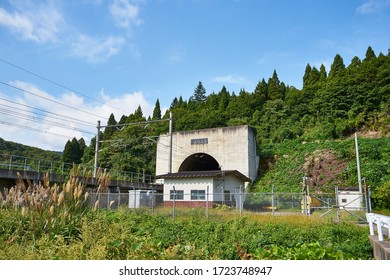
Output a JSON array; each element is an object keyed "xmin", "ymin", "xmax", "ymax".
[{"xmin": 369, "ymin": 235, "xmax": 390, "ymax": 260}]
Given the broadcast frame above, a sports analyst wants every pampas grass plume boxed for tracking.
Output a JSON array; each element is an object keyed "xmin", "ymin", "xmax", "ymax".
[
  {"xmin": 49, "ymin": 205, "xmax": 54, "ymax": 216},
  {"xmin": 58, "ymin": 191, "xmax": 64, "ymax": 206}
]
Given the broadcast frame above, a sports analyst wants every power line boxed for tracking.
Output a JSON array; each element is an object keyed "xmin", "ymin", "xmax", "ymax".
[
  {"xmin": 0, "ymin": 108, "xmax": 95, "ymax": 135},
  {"xmin": 0, "ymin": 57, "xmax": 130, "ymax": 115},
  {"xmin": 0, "ymin": 97, "xmax": 96, "ymax": 127},
  {"xmin": 0, "ymin": 120, "xmax": 82, "ymax": 139},
  {"xmin": 0, "ymin": 81, "xmax": 108, "ymax": 120}
]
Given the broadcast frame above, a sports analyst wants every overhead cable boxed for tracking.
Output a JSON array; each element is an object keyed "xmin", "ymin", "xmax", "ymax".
[
  {"xmin": 0, "ymin": 120, "xmax": 82, "ymax": 139},
  {"xmin": 0, "ymin": 108, "xmax": 95, "ymax": 135},
  {"xmin": 0, "ymin": 57, "xmax": 130, "ymax": 115},
  {"xmin": 0, "ymin": 97, "xmax": 96, "ymax": 127},
  {"xmin": 0, "ymin": 81, "xmax": 107, "ymax": 120}
]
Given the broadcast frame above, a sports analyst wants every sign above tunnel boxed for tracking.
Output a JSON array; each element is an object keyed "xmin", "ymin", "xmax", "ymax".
[{"xmin": 191, "ymin": 138, "xmax": 208, "ymax": 145}]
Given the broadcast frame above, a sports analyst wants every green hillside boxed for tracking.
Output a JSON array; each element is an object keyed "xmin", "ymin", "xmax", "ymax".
[
  {"xmin": 252, "ymin": 137, "xmax": 390, "ymax": 209},
  {"xmin": 0, "ymin": 137, "xmax": 61, "ymax": 162}
]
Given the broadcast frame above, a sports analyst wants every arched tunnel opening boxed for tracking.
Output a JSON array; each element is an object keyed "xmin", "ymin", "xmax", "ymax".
[{"xmin": 179, "ymin": 153, "xmax": 221, "ymax": 172}]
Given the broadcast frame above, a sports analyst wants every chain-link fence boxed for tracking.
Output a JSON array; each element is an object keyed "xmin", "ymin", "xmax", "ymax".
[{"xmin": 87, "ymin": 190, "xmax": 370, "ymax": 222}]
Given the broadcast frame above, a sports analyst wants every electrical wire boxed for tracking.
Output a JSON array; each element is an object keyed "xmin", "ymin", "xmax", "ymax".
[
  {"xmin": 0, "ymin": 81, "xmax": 108, "ymax": 120},
  {"xmin": 0, "ymin": 96, "xmax": 96, "ymax": 126},
  {"xmin": 0, "ymin": 120, "xmax": 82, "ymax": 139},
  {"xmin": 0, "ymin": 108, "xmax": 95, "ymax": 135},
  {"xmin": 0, "ymin": 57, "xmax": 130, "ymax": 115},
  {"xmin": 0, "ymin": 102, "xmax": 95, "ymax": 129}
]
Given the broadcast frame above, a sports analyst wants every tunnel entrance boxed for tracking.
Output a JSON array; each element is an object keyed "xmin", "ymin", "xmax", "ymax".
[{"xmin": 179, "ymin": 153, "xmax": 221, "ymax": 172}]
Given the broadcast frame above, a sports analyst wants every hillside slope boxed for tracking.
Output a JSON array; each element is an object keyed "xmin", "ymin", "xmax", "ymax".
[
  {"xmin": 252, "ymin": 136, "xmax": 390, "ymax": 209},
  {"xmin": 0, "ymin": 137, "xmax": 61, "ymax": 162}
]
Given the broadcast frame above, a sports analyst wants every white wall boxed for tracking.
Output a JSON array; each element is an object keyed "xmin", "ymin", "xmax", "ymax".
[
  {"xmin": 163, "ymin": 177, "xmax": 213, "ymax": 201},
  {"xmin": 163, "ymin": 175, "xmax": 245, "ymax": 202},
  {"xmin": 156, "ymin": 125, "xmax": 258, "ymax": 182},
  {"xmin": 338, "ymin": 191, "xmax": 362, "ymax": 210}
]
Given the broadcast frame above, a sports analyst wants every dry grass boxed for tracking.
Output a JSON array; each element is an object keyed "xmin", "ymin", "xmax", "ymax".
[{"xmin": 0, "ymin": 165, "xmax": 111, "ymax": 244}]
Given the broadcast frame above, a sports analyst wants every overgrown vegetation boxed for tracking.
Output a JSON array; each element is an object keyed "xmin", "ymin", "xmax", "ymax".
[
  {"xmin": 0, "ymin": 170, "xmax": 372, "ymax": 260},
  {"xmin": 252, "ymin": 137, "xmax": 390, "ymax": 210}
]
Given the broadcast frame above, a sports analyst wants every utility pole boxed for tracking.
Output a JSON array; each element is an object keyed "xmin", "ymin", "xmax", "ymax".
[
  {"xmin": 93, "ymin": 114, "xmax": 173, "ymax": 179},
  {"xmin": 355, "ymin": 133, "xmax": 363, "ymax": 207},
  {"xmin": 94, "ymin": 120, "xmax": 100, "ymax": 179},
  {"xmin": 169, "ymin": 111, "xmax": 173, "ymax": 173}
]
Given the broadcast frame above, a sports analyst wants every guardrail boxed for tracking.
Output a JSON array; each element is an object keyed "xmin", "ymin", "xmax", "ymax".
[
  {"xmin": 366, "ymin": 213, "xmax": 390, "ymax": 241},
  {"xmin": 0, "ymin": 153, "xmax": 155, "ymax": 183}
]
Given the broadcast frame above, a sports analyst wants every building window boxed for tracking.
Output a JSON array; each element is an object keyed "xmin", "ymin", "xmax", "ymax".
[
  {"xmin": 224, "ymin": 190, "xmax": 231, "ymax": 201},
  {"xmin": 191, "ymin": 190, "xmax": 206, "ymax": 200},
  {"xmin": 170, "ymin": 190, "xmax": 184, "ymax": 200},
  {"xmin": 341, "ymin": 198, "xmax": 347, "ymax": 203}
]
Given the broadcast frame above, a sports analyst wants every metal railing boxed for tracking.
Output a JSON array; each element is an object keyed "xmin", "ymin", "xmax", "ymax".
[
  {"xmin": 366, "ymin": 213, "xmax": 390, "ymax": 241},
  {"xmin": 0, "ymin": 153, "xmax": 154, "ymax": 183}
]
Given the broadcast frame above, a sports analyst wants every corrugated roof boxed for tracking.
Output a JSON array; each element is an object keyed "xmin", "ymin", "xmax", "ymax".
[{"xmin": 156, "ymin": 170, "xmax": 250, "ymax": 182}]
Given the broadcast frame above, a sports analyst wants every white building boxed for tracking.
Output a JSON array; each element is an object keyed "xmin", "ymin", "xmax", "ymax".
[
  {"xmin": 155, "ymin": 125, "xmax": 258, "ymax": 208},
  {"xmin": 156, "ymin": 125, "xmax": 258, "ymax": 182},
  {"xmin": 337, "ymin": 187, "xmax": 362, "ymax": 210},
  {"xmin": 156, "ymin": 170, "xmax": 249, "ymax": 208}
]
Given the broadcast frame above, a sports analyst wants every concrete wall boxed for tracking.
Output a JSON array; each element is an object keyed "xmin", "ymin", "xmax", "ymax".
[
  {"xmin": 369, "ymin": 235, "xmax": 390, "ymax": 260},
  {"xmin": 162, "ymin": 175, "xmax": 245, "ymax": 204},
  {"xmin": 156, "ymin": 125, "xmax": 258, "ymax": 182},
  {"xmin": 163, "ymin": 177, "xmax": 212, "ymax": 201}
]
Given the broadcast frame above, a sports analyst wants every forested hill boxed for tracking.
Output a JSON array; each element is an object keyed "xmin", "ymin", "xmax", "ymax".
[
  {"xmin": 0, "ymin": 137, "xmax": 61, "ymax": 161},
  {"xmin": 80, "ymin": 46, "xmax": 389, "ymax": 176}
]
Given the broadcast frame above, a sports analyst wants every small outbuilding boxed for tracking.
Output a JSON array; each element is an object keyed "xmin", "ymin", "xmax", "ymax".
[
  {"xmin": 337, "ymin": 187, "xmax": 362, "ymax": 210},
  {"xmin": 156, "ymin": 170, "xmax": 250, "ymax": 208}
]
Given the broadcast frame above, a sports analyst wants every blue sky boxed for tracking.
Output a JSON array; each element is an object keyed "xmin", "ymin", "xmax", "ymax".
[{"xmin": 0, "ymin": 0, "xmax": 389, "ymax": 151}]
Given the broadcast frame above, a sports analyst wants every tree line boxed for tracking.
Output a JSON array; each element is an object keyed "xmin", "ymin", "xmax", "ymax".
[{"xmin": 67, "ymin": 46, "xmax": 389, "ymax": 176}]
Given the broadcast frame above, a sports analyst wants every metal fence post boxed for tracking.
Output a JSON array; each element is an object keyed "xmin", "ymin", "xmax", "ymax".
[
  {"xmin": 239, "ymin": 185, "xmax": 243, "ymax": 216},
  {"xmin": 336, "ymin": 186, "xmax": 340, "ymax": 222},
  {"xmin": 272, "ymin": 185, "xmax": 275, "ymax": 215},
  {"xmin": 206, "ymin": 185, "xmax": 209, "ymax": 219},
  {"xmin": 118, "ymin": 189, "xmax": 121, "ymax": 209},
  {"xmin": 172, "ymin": 186, "xmax": 176, "ymax": 220},
  {"xmin": 151, "ymin": 189, "xmax": 155, "ymax": 215}
]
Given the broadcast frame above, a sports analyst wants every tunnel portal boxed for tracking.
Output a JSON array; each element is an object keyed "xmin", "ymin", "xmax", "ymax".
[{"xmin": 178, "ymin": 153, "xmax": 220, "ymax": 172}]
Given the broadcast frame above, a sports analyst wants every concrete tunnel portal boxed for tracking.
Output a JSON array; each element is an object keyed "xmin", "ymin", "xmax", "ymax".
[{"xmin": 178, "ymin": 153, "xmax": 221, "ymax": 172}]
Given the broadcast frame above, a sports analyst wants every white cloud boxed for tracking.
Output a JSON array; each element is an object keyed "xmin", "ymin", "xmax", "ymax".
[
  {"xmin": 71, "ymin": 35, "xmax": 125, "ymax": 63},
  {"xmin": 0, "ymin": 82, "xmax": 154, "ymax": 151},
  {"xmin": 0, "ymin": 1, "xmax": 64, "ymax": 43},
  {"xmin": 109, "ymin": 0, "xmax": 142, "ymax": 29},
  {"xmin": 356, "ymin": 0, "xmax": 390, "ymax": 14},
  {"xmin": 99, "ymin": 89, "xmax": 153, "ymax": 123},
  {"xmin": 212, "ymin": 75, "xmax": 248, "ymax": 85}
]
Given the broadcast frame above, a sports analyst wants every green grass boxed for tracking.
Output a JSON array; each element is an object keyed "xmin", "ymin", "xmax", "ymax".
[
  {"xmin": 0, "ymin": 165, "xmax": 375, "ymax": 260},
  {"xmin": 0, "ymin": 207, "xmax": 373, "ymax": 260}
]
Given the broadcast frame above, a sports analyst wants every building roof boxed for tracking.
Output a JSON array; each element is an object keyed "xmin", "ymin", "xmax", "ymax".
[
  {"xmin": 156, "ymin": 170, "xmax": 251, "ymax": 182},
  {"xmin": 337, "ymin": 187, "xmax": 361, "ymax": 192}
]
